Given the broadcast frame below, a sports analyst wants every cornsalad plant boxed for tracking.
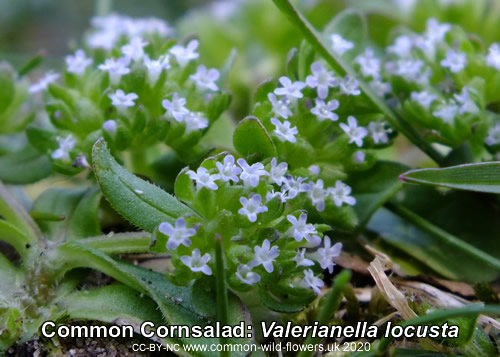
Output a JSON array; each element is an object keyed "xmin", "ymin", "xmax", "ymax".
[{"xmin": 1, "ymin": 0, "xmax": 500, "ymax": 356}]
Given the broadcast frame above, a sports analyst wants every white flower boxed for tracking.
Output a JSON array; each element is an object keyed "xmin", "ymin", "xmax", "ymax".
[
  {"xmin": 190, "ymin": 65, "xmax": 219, "ymax": 92},
  {"xmin": 307, "ymin": 179, "xmax": 329, "ymax": 212},
  {"xmin": 370, "ymin": 79, "xmax": 392, "ymax": 97},
  {"xmin": 237, "ymin": 159, "xmax": 269, "ymax": 187},
  {"xmin": 121, "ymin": 36, "xmax": 148, "ymax": 61},
  {"xmin": 287, "ymin": 213, "xmax": 321, "ymax": 246},
  {"xmin": 183, "ymin": 112, "xmax": 208, "ymax": 133},
  {"xmin": 269, "ymin": 158, "xmax": 288, "ymax": 186},
  {"xmin": 239, "ymin": 194, "xmax": 268, "ymax": 222},
  {"xmin": 485, "ymin": 123, "xmax": 500, "ymax": 146},
  {"xmin": 144, "ymin": 55, "xmax": 170, "ymax": 85},
  {"xmin": 355, "ymin": 48, "xmax": 381, "ymax": 79},
  {"xmin": 311, "ymin": 98, "xmax": 339, "ymax": 121},
  {"xmin": 303, "ymin": 269, "xmax": 324, "ymax": 295},
  {"xmin": 433, "ymin": 102, "xmax": 459, "ymax": 124},
  {"xmin": 369, "ymin": 121, "xmax": 389, "ymax": 144},
  {"xmin": 108, "ymin": 89, "xmax": 138, "ymax": 113},
  {"xmin": 159, "ymin": 217, "xmax": 196, "ymax": 250},
  {"xmin": 314, "ymin": 236, "xmax": 342, "ymax": 273},
  {"xmin": 414, "ymin": 36, "xmax": 437, "ymax": 59},
  {"xmin": 305, "ymin": 61, "xmax": 338, "ymax": 99},
  {"xmin": 268, "ymin": 93, "xmax": 293, "ymax": 119},
  {"xmin": 386, "ymin": 59, "xmax": 428, "ymax": 83},
  {"xmin": 486, "ymin": 43, "xmax": 500, "ymax": 70},
  {"xmin": 216, "ymin": 155, "xmax": 241, "ymax": 183},
  {"xmin": 249, "ymin": 239, "xmax": 279, "ymax": 273},
  {"xmin": 51, "ymin": 135, "xmax": 76, "ymax": 161},
  {"xmin": 102, "ymin": 120, "xmax": 117, "ymax": 135},
  {"xmin": 65, "ymin": 49, "xmax": 93, "ymax": 75},
  {"xmin": 236, "ymin": 264, "xmax": 261, "ymax": 285},
  {"xmin": 181, "ymin": 249, "xmax": 212, "ymax": 275},
  {"xmin": 98, "ymin": 57, "xmax": 130, "ymax": 85},
  {"xmin": 425, "ymin": 18, "xmax": 451, "ymax": 43},
  {"xmin": 282, "ymin": 176, "xmax": 310, "ymax": 199},
  {"xmin": 169, "ymin": 39, "xmax": 199, "ymax": 67},
  {"xmin": 162, "ymin": 93, "xmax": 189, "ymax": 122},
  {"xmin": 329, "ymin": 180, "xmax": 356, "ymax": 207},
  {"xmin": 339, "ymin": 76, "xmax": 361, "ymax": 96},
  {"xmin": 274, "ymin": 76, "xmax": 306, "ymax": 101},
  {"xmin": 387, "ymin": 35, "xmax": 414, "ymax": 58},
  {"xmin": 454, "ymin": 87, "xmax": 479, "ymax": 115},
  {"xmin": 266, "ymin": 190, "xmax": 290, "ymax": 203},
  {"xmin": 411, "ymin": 90, "xmax": 437, "ymax": 110},
  {"xmin": 441, "ymin": 50, "xmax": 467, "ymax": 73},
  {"xmin": 270, "ymin": 118, "xmax": 298, "ymax": 143},
  {"xmin": 187, "ymin": 167, "xmax": 220, "ymax": 190},
  {"xmin": 330, "ymin": 33, "xmax": 354, "ymax": 55},
  {"xmin": 340, "ymin": 116, "xmax": 368, "ymax": 147},
  {"xmin": 292, "ymin": 249, "xmax": 314, "ymax": 267},
  {"xmin": 29, "ymin": 72, "xmax": 60, "ymax": 94}
]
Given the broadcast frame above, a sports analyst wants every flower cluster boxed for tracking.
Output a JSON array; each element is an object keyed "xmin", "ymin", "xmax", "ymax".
[
  {"xmin": 26, "ymin": 14, "xmax": 231, "ymax": 175},
  {"xmin": 156, "ymin": 153, "xmax": 347, "ymax": 297}
]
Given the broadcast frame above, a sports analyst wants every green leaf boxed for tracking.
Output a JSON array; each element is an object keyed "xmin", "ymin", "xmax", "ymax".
[
  {"xmin": 0, "ymin": 62, "xmax": 15, "ymax": 114},
  {"xmin": 348, "ymin": 161, "xmax": 409, "ymax": 227},
  {"xmin": 92, "ymin": 139, "xmax": 198, "ymax": 232},
  {"xmin": 17, "ymin": 52, "xmax": 43, "ymax": 77},
  {"xmin": 400, "ymin": 162, "xmax": 500, "ymax": 193},
  {"xmin": 0, "ymin": 145, "xmax": 52, "ymax": 184},
  {"xmin": 233, "ymin": 116, "xmax": 277, "ymax": 158},
  {"xmin": 33, "ymin": 187, "xmax": 101, "ymax": 241},
  {"xmin": 81, "ymin": 232, "xmax": 151, "ymax": 254}
]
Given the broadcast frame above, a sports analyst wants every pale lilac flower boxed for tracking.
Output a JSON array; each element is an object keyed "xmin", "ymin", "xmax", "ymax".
[
  {"xmin": 249, "ymin": 239, "xmax": 279, "ymax": 273},
  {"xmin": 159, "ymin": 217, "xmax": 196, "ymax": 250},
  {"xmin": 308, "ymin": 165, "xmax": 320, "ymax": 175},
  {"xmin": 311, "ymin": 98, "xmax": 339, "ymax": 121},
  {"xmin": 269, "ymin": 158, "xmax": 288, "ymax": 186},
  {"xmin": 369, "ymin": 121, "xmax": 390, "ymax": 144},
  {"xmin": 268, "ymin": 93, "xmax": 293, "ymax": 119},
  {"xmin": 454, "ymin": 87, "xmax": 479, "ymax": 115},
  {"xmin": 355, "ymin": 48, "xmax": 381, "ymax": 79},
  {"xmin": 411, "ymin": 91, "xmax": 437, "ymax": 110},
  {"xmin": 266, "ymin": 190, "xmax": 290, "ymax": 203},
  {"xmin": 239, "ymin": 194, "xmax": 268, "ymax": 222},
  {"xmin": 237, "ymin": 159, "xmax": 269, "ymax": 187},
  {"xmin": 190, "ymin": 65, "xmax": 219, "ymax": 91},
  {"xmin": 441, "ymin": 50, "xmax": 467, "ymax": 73},
  {"xmin": 181, "ymin": 249, "xmax": 212, "ymax": 275},
  {"xmin": 425, "ymin": 18, "xmax": 451, "ymax": 43},
  {"xmin": 339, "ymin": 76, "xmax": 361, "ymax": 96},
  {"xmin": 354, "ymin": 150, "xmax": 366, "ymax": 163},
  {"xmin": 102, "ymin": 120, "xmax": 117, "ymax": 135},
  {"xmin": 65, "ymin": 49, "xmax": 93, "ymax": 75},
  {"xmin": 386, "ymin": 59, "xmax": 427, "ymax": 83},
  {"xmin": 330, "ymin": 33, "xmax": 354, "ymax": 55},
  {"xmin": 414, "ymin": 36, "xmax": 437, "ymax": 59},
  {"xmin": 29, "ymin": 72, "xmax": 60, "ymax": 94},
  {"xmin": 169, "ymin": 39, "xmax": 199, "ymax": 67},
  {"xmin": 216, "ymin": 155, "xmax": 241, "ymax": 183},
  {"xmin": 187, "ymin": 167, "xmax": 220, "ymax": 190},
  {"xmin": 270, "ymin": 118, "xmax": 298, "ymax": 143},
  {"xmin": 121, "ymin": 36, "xmax": 148, "ymax": 61},
  {"xmin": 329, "ymin": 180, "xmax": 356, "ymax": 207},
  {"xmin": 274, "ymin": 76, "xmax": 306, "ymax": 100},
  {"xmin": 307, "ymin": 179, "xmax": 329, "ymax": 212},
  {"xmin": 485, "ymin": 123, "xmax": 500, "ymax": 146},
  {"xmin": 183, "ymin": 112, "xmax": 208, "ymax": 133},
  {"xmin": 108, "ymin": 89, "xmax": 138, "ymax": 113},
  {"xmin": 292, "ymin": 249, "xmax": 314, "ymax": 267},
  {"xmin": 282, "ymin": 176, "xmax": 310, "ymax": 199},
  {"xmin": 287, "ymin": 213, "xmax": 320, "ymax": 245},
  {"xmin": 314, "ymin": 236, "xmax": 342, "ymax": 273},
  {"xmin": 387, "ymin": 35, "xmax": 414, "ymax": 58},
  {"xmin": 340, "ymin": 116, "xmax": 368, "ymax": 147},
  {"xmin": 305, "ymin": 61, "xmax": 338, "ymax": 99},
  {"xmin": 433, "ymin": 102, "xmax": 459, "ymax": 124},
  {"xmin": 98, "ymin": 58, "xmax": 130, "ymax": 85},
  {"xmin": 144, "ymin": 55, "xmax": 170, "ymax": 85},
  {"xmin": 236, "ymin": 264, "xmax": 261, "ymax": 285},
  {"xmin": 51, "ymin": 135, "xmax": 75, "ymax": 161},
  {"xmin": 303, "ymin": 269, "xmax": 324, "ymax": 295},
  {"xmin": 486, "ymin": 43, "xmax": 500, "ymax": 70},
  {"xmin": 162, "ymin": 93, "xmax": 189, "ymax": 122},
  {"xmin": 370, "ymin": 80, "xmax": 392, "ymax": 97}
]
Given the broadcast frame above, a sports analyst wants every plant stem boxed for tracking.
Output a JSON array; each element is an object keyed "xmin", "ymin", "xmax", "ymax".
[
  {"xmin": 385, "ymin": 202, "xmax": 500, "ymax": 271},
  {"xmin": 215, "ymin": 234, "xmax": 230, "ymax": 356},
  {"xmin": 297, "ymin": 270, "xmax": 352, "ymax": 357},
  {"xmin": 79, "ymin": 232, "xmax": 151, "ymax": 254},
  {"xmin": 95, "ymin": 0, "xmax": 113, "ymax": 17},
  {"xmin": 271, "ymin": 0, "xmax": 445, "ymax": 165}
]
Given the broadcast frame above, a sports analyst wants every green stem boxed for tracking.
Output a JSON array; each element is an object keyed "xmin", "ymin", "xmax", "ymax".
[
  {"xmin": 385, "ymin": 202, "xmax": 500, "ymax": 271},
  {"xmin": 298, "ymin": 270, "xmax": 352, "ymax": 357},
  {"xmin": 95, "ymin": 0, "xmax": 113, "ymax": 17},
  {"xmin": 79, "ymin": 232, "xmax": 152, "ymax": 254},
  {"xmin": 271, "ymin": 0, "xmax": 445, "ymax": 165},
  {"xmin": 215, "ymin": 234, "xmax": 230, "ymax": 357}
]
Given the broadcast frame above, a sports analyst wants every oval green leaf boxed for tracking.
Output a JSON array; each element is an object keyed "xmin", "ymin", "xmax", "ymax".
[{"xmin": 233, "ymin": 116, "xmax": 276, "ymax": 158}]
